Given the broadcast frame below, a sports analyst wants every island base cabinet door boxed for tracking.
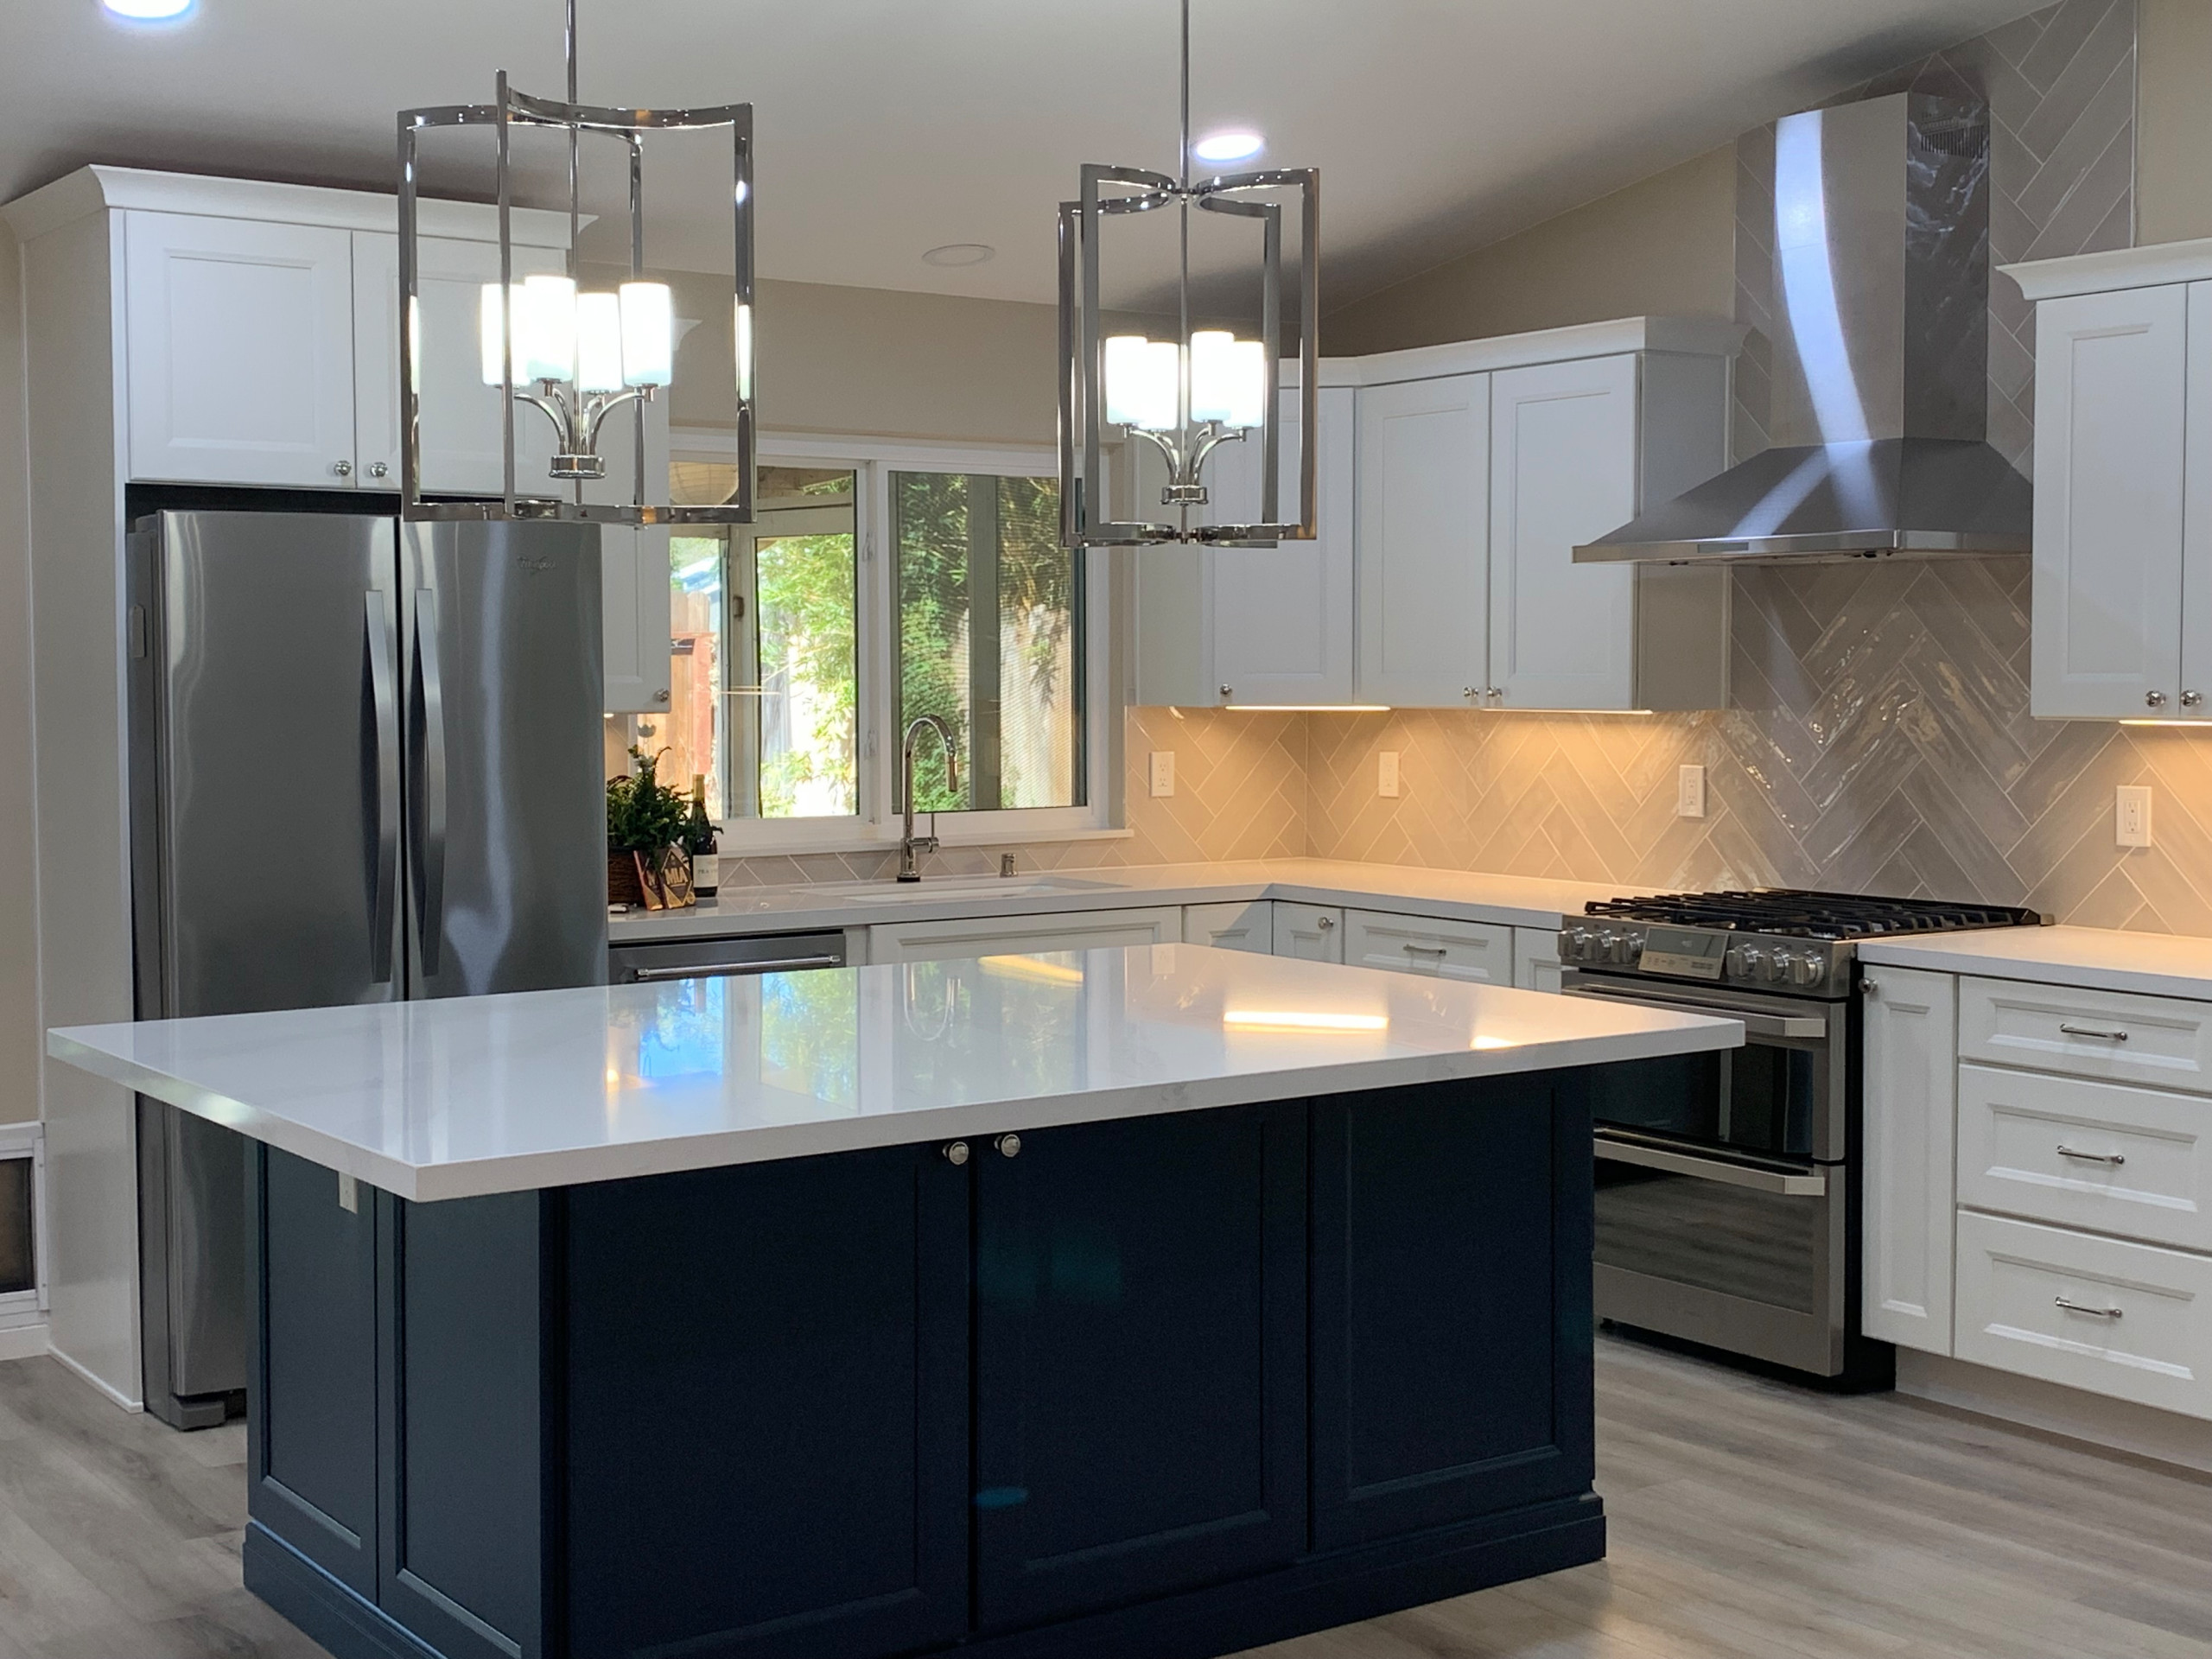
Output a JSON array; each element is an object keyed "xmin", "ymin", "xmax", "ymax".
[
  {"xmin": 1311, "ymin": 1074, "xmax": 1592, "ymax": 1550},
  {"xmin": 973, "ymin": 1104, "xmax": 1306, "ymax": 1630},
  {"xmin": 563, "ymin": 1147, "xmax": 970, "ymax": 1659},
  {"xmin": 246, "ymin": 1147, "xmax": 380, "ymax": 1600}
]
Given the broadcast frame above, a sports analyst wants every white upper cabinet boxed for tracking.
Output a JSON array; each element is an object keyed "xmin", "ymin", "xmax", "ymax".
[
  {"xmin": 1211, "ymin": 386, "xmax": 1357, "ymax": 707},
  {"xmin": 124, "ymin": 212, "xmax": 359, "ymax": 487},
  {"xmin": 1355, "ymin": 372, "xmax": 1491, "ymax": 708},
  {"xmin": 1488, "ymin": 355, "xmax": 1639, "ymax": 709},
  {"xmin": 1133, "ymin": 384, "xmax": 1357, "ymax": 708},
  {"xmin": 2029, "ymin": 284, "xmax": 2188, "ymax": 718},
  {"xmin": 352, "ymin": 232, "xmax": 565, "ymax": 495}
]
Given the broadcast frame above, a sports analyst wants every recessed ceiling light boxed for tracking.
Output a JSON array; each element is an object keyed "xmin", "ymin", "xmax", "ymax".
[
  {"xmin": 922, "ymin": 244, "xmax": 995, "ymax": 269},
  {"xmin": 1192, "ymin": 130, "xmax": 1264, "ymax": 165},
  {"xmin": 102, "ymin": 0, "xmax": 194, "ymax": 17}
]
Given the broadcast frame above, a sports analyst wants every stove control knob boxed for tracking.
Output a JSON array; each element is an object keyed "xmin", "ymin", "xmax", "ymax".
[
  {"xmin": 1764, "ymin": 950, "xmax": 1796, "ymax": 984},
  {"xmin": 1726, "ymin": 945, "xmax": 1763, "ymax": 979},
  {"xmin": 1595, "ymin": 929, "xmax": 1618, "ymax": 963},
  {"xmin": 1562, "ymin": 926, "xmax": 1591, "ymax": 962},
  {"xmin": 1789, "ymin": 951, "xmax": 1826, "ymax": 988},
  {"xmin": 1622, "ymin": 929, "xmax": 1647, "ymax": 963}
]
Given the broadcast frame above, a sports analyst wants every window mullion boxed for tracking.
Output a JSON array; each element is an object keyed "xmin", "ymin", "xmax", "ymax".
[{"xmin": 966, "ymin": 475, "xmax": 1003, "ymax": 812}]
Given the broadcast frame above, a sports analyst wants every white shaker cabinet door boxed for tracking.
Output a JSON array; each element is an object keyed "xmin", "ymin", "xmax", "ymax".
[
  {"xmin": 2031, "ymin": 284, "xmax": 2188, "ymax": 719},
  {"xmin": 1211, "ymin": 386, "xmax": 1357, "ymax": 707},
  {"xmin": 1860, "ymin": 966, "xmax": 1959, "ymax": 1354},
  {"xmin": 1488, "ymin": 354, "xmax": 1639, "ymax": 711},
  {"xmin": 1271, "ymin": 902, "xmax": 1344, "ymax": 963},
  {"xmin": 1182, "ymin": 901, "xmax": 1274, "ymax": 953},
  {"xmin": 124, "ymin": 211, "xmax": 359, "ymax": 487},
  {"xmin": 1355, "ymin": 373, "xmax": 1489, "ymax": 708},
  {"xmin": 351, "ymin": 232, "xmax": 564, "ymax": 495},
  {"xmin": 2182, "ymin": 282, "xmax": 2212, "ymax": 719}
]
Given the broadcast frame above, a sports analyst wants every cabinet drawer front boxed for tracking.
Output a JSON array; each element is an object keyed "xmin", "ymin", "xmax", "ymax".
[
  {"xmin": 1959, "ymin": 1064, "xmax": 2212, "ymax": 1250},
  {"xmin": 1182, "ymin": 901, "xmax": 1273, "ymax": 954},
  {"xmin": 867, "ymin": 906, "xmax": 1182, "ymax": 964},
  {"xmin": 1960, "ymin": 976, "xmax": 2212, "ymax": 1093},
  {"xmin": 1955, "ymin": 1212, "xmax": 2212, "ymax": 1421},
  {"xmin": 1344, "ymin": 910, "xmax": 1511, "ymax": 982}
]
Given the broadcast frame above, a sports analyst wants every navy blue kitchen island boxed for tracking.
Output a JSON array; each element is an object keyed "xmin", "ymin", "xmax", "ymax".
[{"xmin": 48, "ymin": 945, "xmax": 1742, "ymax": 1659}]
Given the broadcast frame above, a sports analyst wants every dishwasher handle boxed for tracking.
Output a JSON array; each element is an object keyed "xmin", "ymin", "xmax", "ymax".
[{"xmin": 627, "ymin": 955, "xmax": 842, "ymax": 982}]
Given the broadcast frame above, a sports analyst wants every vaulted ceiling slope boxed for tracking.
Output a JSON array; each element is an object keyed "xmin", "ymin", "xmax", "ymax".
[{"xmin": 7, "ymin": 0, "xmax": 2044, "ymax": 308}]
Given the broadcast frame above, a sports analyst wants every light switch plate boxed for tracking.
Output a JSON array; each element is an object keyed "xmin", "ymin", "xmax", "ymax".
[
  {"xmin": 1148, "ymin": 751, "xmax": 1175, "ymax": 798},
  {"xmin": 1677, "ymin": 765, "xmax": 1707, "ymax": 820},
  {"xmin": 2117, "ymin": 785, "xmax": 2152, "ymax": 848},
  {"xmin": 1378, "ymin": 751, "xmax": 1401, "ymax": 798}
]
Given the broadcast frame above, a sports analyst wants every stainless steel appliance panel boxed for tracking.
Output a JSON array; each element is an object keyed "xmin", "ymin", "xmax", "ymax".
[
  {"xmin": 137, "ymin": 511, "xmax": 404, "ymax": 1015},
  {"xmin": 402, "ymin": 521, "xmax": 607, "ymax": 998},
  {"xmin": 608, "ymin": 931, "xmax": 847, "ymax": 983}
]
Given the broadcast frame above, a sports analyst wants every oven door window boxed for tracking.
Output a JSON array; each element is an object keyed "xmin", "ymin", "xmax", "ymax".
[
  {"xmin": 1584, "ymin": 1039, "xmax": 1819, "ymax": 1160},
  {"xmin": 1594, "ymin": 1163, "xmax": 1823, "ymax": 1313}
]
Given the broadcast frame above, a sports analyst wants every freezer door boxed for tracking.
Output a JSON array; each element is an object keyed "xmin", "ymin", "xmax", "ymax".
[
  {"xmin": 402, "ymin": 522, "xmax": 607, "ymax": 997},
  {"xmin": 135, "ymin": 511, "xmax": 404, "ymax": 1014}
]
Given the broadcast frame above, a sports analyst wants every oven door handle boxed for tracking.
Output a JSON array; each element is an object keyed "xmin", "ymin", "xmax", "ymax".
[
  {"xmin": 1561, "ymin": 982, "xmax": 1827, "ymax": 1039},
  {"xmin": 1594, "ymin": 1131, "xmax": 1830, "ymax": 1197}
]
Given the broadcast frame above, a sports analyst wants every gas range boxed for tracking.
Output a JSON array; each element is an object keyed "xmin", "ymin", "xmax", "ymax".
[{"xmin": 1557, "ymin": 889, "xmax": 2047, "ymax": 1001}]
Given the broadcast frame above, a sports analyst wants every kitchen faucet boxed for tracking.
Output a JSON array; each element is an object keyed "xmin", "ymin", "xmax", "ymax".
[{"xmin": 898, "ymin": 715, "xmax": 960, "ymax": 882}]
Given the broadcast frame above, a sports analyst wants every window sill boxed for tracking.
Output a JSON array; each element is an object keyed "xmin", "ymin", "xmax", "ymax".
[{"xmin": 715, "ymin": 818, "xmax": 1129, "ymax": 859}]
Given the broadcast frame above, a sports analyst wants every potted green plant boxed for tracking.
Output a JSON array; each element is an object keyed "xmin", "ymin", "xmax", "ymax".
[{"xmin": 607, "ymin": 747, "xmax": 692, "ymax": 908}]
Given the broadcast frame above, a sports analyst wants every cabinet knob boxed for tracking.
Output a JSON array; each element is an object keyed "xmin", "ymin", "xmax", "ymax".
[
  {"xmin": 1316, "ymin": 914, "xmax": 1335, "ymax": 930},
  {"xmin": 331, "ymin": 459, "xmax": 353, "ymax": 478},
  {"xmin": 652, "ymin": 688, "xmax": 671, "ymax": 703},
  {"xmin": 366, "ymin": 461, "xmax": 389, "ymax": 480},
  {"xmin": 1219, "ymin": 685, "xmax": 1234, "ymax": 698},
  {"xmin": 995, "ymin": 1133, "xmax": 1022, "ymax": 1159},
  {"xmin": 1462, "ymin": 686, "xmax": 1478, "ymax": 700},
  {"xmin": 2147, "ymin": 690, "xmax": 2169, "ymax": 709},
  {"xmin": 1487, "ymin": 687, "xmax": 1503, "ymax": 702},
  {"xmin": 2186, "ymin": 690, "xmax": 2204, "ymax": 709},
  {"xmin": 942, "ymin": 1141, "xmax": 969, "ymax": 1166}
]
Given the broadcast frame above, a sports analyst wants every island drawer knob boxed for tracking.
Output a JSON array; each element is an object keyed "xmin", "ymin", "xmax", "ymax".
[
  {"xmin": 996, "ymin": 1133, "xmax": 1022, "ymax": 1159},
  {"xmin": 943, "ymin": 1141, "xmax": 969, "ymax": 1166}
]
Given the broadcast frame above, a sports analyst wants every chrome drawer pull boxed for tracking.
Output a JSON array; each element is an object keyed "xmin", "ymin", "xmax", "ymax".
[
  {"xmin": 2058, "ymin": 1024, "xmax": 2130, "ymax": 1042},
  {"xmin": 2056, "ymin": 1145, "xmax": 2126, "ymax": 1166},
  {"xmin": 2054, "ymin": 1296, "xmax": 2122, "ymax": 1319},
  {"xmin": 1402, "ymin": 943, "xmax": 1450, "ymax": 957}
]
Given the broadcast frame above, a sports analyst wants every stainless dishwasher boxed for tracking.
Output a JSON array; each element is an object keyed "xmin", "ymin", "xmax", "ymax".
[{"xmin": 607, "ymin": 931, "xmax": 847, "ymax": 984}]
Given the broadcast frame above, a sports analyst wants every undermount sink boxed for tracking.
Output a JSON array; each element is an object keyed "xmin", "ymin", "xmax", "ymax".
[{"xmin": 807, "ymin": 875, "xmax": 1119, "ymax": 903}]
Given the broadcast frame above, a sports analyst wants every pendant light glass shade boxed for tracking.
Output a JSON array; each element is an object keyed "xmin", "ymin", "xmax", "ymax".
[{"xmin": 396, "ymin": 0, "xmax": 758, "ymax": 524}]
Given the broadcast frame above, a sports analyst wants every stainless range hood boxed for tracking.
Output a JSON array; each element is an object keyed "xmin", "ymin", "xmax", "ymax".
[{"xmin": 1577, "ymin": 92, "xmax": 2031, "ymax": 566}]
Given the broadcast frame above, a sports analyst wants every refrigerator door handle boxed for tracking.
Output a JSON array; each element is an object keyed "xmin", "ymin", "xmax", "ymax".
[
  {"xmin": 411, "ymin": 588, "xmax": 448, "ymax": 977},
  {"xmin": 365, "ymin": 591, "xmax": 400, "ymax": 984}
]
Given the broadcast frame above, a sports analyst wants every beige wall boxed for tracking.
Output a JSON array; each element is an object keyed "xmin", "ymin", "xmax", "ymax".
[
  {"xmin": 1323, "ymin": 147, "xmax": 1738, "ymax": 355},
  {"xmin": 2138, "ymin": 0, "xmax": 2212, "ymax": 244},
  {"xmin": 0, "ymin": 226, "xmax": 35, "ymax": 1128}
]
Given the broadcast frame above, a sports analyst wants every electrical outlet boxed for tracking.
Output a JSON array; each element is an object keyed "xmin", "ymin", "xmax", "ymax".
[
  {"xmin": 1148, "ymin": 751, "xmax": 1175, "ymax": 798},
  {"xmin": 1677, "ymin": 764, "xmax": 1707, "ymax": 820},
  {"xmin": 2117, "ymin": 785, "xmax": 2153, "ymax": 848},
  {"xmin": 1378, "ymin": 751, "xmax": 1401, "ymax": 798}
]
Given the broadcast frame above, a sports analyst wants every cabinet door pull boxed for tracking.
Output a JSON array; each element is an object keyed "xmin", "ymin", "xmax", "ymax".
[
  {"xmin": 2054, "ymin": 1296, "xmax": 2122, "ymax": 1319},
  {"xmin": 942, "ymin": 1141, "xmax": 969, "ymax": 1166},
  {"xmin": 1316, "ymin": 914, "xmax": 1335, "ymax": 930},
  {"xmin": 995, "ymin": 1133, "xmax": 1022, "ymax": 1159},
  {"xmin": 2056, "ymin": 1145, "xmax": 2126, "ymax": 1166},
  {"xmin": 1402, "ymin": 943, "xmax": 1449, "ymax": 957},
  {"xmin": 2058, "ymin": 1024, "xmax": 2130, "ymax": 1042}
]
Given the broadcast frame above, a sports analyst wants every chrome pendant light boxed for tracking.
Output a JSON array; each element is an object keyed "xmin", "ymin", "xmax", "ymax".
[
  {"xmin": 396, "ymin": 0, "xmax": 757, "ymax": 524},
  {"xmin": 1058, "ymin": 0, "xmax": 1319, "ymax": 549}
]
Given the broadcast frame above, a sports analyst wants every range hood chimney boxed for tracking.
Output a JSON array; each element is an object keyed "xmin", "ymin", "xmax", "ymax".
[{"xmin": 1577, "ymin": 92, "xmax": 2031, "ymax": 566}]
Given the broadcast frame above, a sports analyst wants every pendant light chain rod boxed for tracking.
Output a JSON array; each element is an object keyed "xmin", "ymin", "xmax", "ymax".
[
  {"xmin": 1176, "ymin": 0, "xmax": 1192, "ymax": 532},
  {"xmin": 565, "ymin": 0, "xmax": 582, "ymax": 505}
]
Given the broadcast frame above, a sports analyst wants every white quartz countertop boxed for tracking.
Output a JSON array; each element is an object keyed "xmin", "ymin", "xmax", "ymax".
[
  {"xmin": 49, "ymin": 944, "xmax": 1739, "ymax": 1202},
  {"xmin": 613, "ymin": 860, "xmax": 1624, "ymax": 944},
  {"xmin": 1859, "ymin": 925, "xmax": 2212, "ymax": 1001}
]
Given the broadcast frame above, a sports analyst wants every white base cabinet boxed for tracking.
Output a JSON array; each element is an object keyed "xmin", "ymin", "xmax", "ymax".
[
  {"xmin": 1511, "ymin": 928, "xmax": 1563, "ymax": 993},
  {"xmin": 1342, "ymin": 909, "xmax": 1511, "ymax": 982},
  {"xmin": 1861, "ymin": 966, "xmax": 1960, "ymax": 1354},
  {"xmin": 1182, "ymin": 901, "xmax": 1274, "ymax": 953},
  {"xmin": 1270, "ymin": 903, "xmax": 1344, "ymax": 963},
  {"xmin": 866, "ymin": 906, "xmax": 1182, "ymax": 965}
]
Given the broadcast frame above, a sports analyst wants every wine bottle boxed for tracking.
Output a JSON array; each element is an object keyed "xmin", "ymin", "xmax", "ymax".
[{"xmin": 686, "ymin": 776, "xmax": 720, "ymax": 898}]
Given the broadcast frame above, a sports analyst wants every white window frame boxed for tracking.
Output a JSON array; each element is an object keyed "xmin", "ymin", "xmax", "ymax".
[{"xmin": 671, "ymin": 429, "xmax": 1124, "ymax": 857}]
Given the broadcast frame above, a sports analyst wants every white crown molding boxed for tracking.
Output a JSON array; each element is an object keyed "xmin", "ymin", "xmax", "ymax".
[
  {"xmin": 1, "ymin": 164, "xmax": 576, "ymax": 248},
  {"xmin": 1280, "ymin": 315, "xmax": 1744, "ymax": 390},
  {"xmin": 2001, "ymin": 238, "xmax": 2212, "ymax": 302}
]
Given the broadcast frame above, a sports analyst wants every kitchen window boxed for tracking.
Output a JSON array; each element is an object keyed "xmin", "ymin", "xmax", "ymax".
[{"xmin": 652, "ymin": 440, "xmax": 1116, "ymax": 855}]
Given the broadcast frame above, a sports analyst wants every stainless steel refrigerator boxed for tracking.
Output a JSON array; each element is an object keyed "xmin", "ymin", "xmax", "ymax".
[{"xmin": 125, "ymin": 509, "xmax": 608, "ymax": 1427}]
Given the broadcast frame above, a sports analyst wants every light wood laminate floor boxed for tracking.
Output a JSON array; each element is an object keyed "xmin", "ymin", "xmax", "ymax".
[{"xmin": 1, "ymin": 1335, "xmax": 2208, "ymax": 1658}]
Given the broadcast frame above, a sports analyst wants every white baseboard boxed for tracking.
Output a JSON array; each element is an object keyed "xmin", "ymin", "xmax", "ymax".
[
  {"xmin": 46, "ymin": 1340, "xmax": 144, "ymax": 1413},
  {"xmin": 1897, "ymin": 1350, "xmax": 2212, "ymax": 1475},
  {"xmin": 0, "ymin": 1322, "xmax": 48, "ymax": 1363}
]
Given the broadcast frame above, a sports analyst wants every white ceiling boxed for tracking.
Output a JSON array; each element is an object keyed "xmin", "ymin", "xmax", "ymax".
[{"xmin": 7, "ymin": 0, "xmax": 2045, "ymax": 311}]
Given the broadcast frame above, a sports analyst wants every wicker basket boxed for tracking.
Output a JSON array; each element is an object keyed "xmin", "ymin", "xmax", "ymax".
[{"xmin": 608, "ymin": 852, "xmax": 646, "ymax": 908}]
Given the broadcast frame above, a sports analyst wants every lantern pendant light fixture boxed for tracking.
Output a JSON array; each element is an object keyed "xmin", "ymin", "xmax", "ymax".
[
  {"xmin": 1058, "ymin": 0, "xmax": 1319, "ymax": 548},
  {"xmin": 396, "ymin": 0, "xmax": 758, "ymax": 524}
]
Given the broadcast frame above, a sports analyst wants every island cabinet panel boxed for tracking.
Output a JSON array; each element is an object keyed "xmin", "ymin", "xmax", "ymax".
[
  {"xmin": 248, "ymin": 1147, "xmax": 380, "ymax": 1599},
  {"xmin": 562, "ymin": 1146, "xmax": 971, "ymax": 1659},
  {"xmin": 1310, "ymin": 1073, "xmax": 1593, "ymax": 1550},
  {"xmin": 972, "ymin": 1103, "xmax": 1307, "ymax": 1630},
  {"xmin": 379, "ymin": 1192, "xmax": 546, "ymax": 1659}
]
